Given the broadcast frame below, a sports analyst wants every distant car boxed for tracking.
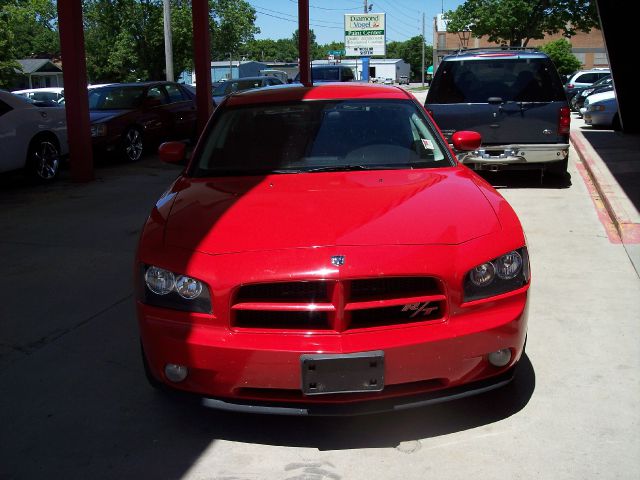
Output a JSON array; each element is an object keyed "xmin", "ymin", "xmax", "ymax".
[
  {"xmin": 398, "ymin": 75, "xmax": 409, "ymax": 85},
  {"xmin": 137, "ymin": 83, "xmax": 530, "ymax": 415},
  {"xmin": 564, "ymin": 68, "xmax": 610, "ymax": 102},
  {"xmin": 212, "ymin": 76, "xmax": 283, "ymax": 107},
  {"xmin": 425, "ymin": 48, "xmax": 570, "ymax": 175},
  {"xmin": 384, "ymin": 78, "xmax": 394, "ymax": 85},
  {"xmin": 259, "ymin": 69, "xmax": 289, "ymax": 84},
  {"xmin": 11, "ymin": 87, "xmax": 64, "ymax": 106},
  {"xmin": 571, "ymin": 75, "xmax": 613, "ymax": 113},
  {"xmin": 294, "ymin": 65, "xmax": 356, "ymax": 83},
  {"xmin": 88, "ymin": 81, "xmax": 197, "ymax": 162},
  {"xmin": 0, "ymin": 90, "xmax": 68, "ymax": 181},
  {"xmin": 581, "ymin": 90, "xmax": 620, "ymax": 129}
]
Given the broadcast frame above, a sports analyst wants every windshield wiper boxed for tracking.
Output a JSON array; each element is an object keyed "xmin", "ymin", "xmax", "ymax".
[{"xmin": 305, "ymin": 165, "xmax": 379, "ymax": 173}]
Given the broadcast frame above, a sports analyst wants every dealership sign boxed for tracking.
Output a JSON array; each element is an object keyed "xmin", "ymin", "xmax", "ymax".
[{"xmin": 344, "ymin": 13, "xmax": 386, "ymax": 56}]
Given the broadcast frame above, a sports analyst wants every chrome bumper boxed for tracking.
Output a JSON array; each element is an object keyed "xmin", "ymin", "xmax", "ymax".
[{"xmin": 457, "ymin": 144, "xmax": 569, "ymax": 165}]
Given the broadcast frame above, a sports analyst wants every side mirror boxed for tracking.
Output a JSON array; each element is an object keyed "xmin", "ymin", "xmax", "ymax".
[
  {"xmin": 451, "ymin": 131, "xmax": 482, "ymax": 151},
  {"xmin": 158, "ymin": 141, "xmax": 186, "ymax": 164}
]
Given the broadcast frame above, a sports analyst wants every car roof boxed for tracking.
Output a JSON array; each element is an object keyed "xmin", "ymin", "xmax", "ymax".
[
  {"xmin": 312, "ymin": 64, "xmax": 351, "ymax": 69},
  {"xmin": 224, "ymin": 83, "xmax": 412, "ymax": 107},
  {"xmin": 443, "ymin": 48, "xmax": 550, "ymax": 61},
  {"xmin": 91, "ymin": 81, "xmax": 176, "ymax": 89},
  {"xmin": 12, "ymin": 87, "xmax": 64, "ymax": 94},
  {"xmin": 226, "ymin": 76, "xmax": 274, "ymax": 81}
]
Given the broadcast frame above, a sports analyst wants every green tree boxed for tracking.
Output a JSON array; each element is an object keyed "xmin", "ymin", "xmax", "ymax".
[
  {"xmin": 445, "ymin": 0, "xmax": 599, "ymax": 47},
  {"xmin": 540, "ymin": 38, "xmax": 582, "ymax": 75},
  {"xmin": 385, "ymin": 36, "xmax": 432, "ymax": 80},
  {"xmin": 0, "ymin": 10, "xmax": 22, "ymax": 88},
  {"xmin": 210, "ymin": 0, "xmax": 259, "ymax": 60},
  {"xmin": 0, "ymin": 0, "xmax": 60, "ymax": 59},
  {"xmin": 83, "ymin": 0, "xmax": 259, "ymax": 82}
]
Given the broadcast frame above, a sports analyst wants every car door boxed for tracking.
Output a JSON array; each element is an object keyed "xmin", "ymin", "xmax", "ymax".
[
  {"xmin": 138, "ymin": 85, "xmax": 173, "ymax": 144},
  {"xmin": 0, "ymin": 98, "xmax": 24, "ymax": 172},
  {"xmin": 163, "ymin": 83, "xmax": 197, "ymax": 141}
]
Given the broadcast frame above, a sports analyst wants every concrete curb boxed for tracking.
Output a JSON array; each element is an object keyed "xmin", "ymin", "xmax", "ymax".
[{"xmin": 570, "ymin": 129, "xmax": 640, "ymax": 244}]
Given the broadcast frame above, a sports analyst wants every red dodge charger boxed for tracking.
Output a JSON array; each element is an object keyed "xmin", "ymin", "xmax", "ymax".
[{"xmin": 135, "ymin": 83, "xmax": 530, "ymax": 415}]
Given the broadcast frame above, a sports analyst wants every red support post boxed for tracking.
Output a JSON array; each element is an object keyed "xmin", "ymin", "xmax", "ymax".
[
  {"xmin": 57, "ymin": 0, "xmax": 93, "ymax": 182},
  {"xmin": 192, "ymin": 0, "xmax": 213, "ymax": 135},
  {"xmin": 298, "ymin": 0, "xmax": 311, "ymax": 86}
]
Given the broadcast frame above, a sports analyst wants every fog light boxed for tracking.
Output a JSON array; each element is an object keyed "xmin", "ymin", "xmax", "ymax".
[
  {"xmin": 164, "ymin": 363, "xmax": 188, "ymax": 382},
  {"xmin": 488, "ymin": 349, "xmax": 512, "ymax": 367}
]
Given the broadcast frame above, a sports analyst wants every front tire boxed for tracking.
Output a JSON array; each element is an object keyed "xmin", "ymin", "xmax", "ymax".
[
  {"xmin": 27, "ymin": 136, "xmax": 60, "ymax": 182},
  {"xmin": 121, "ymin": 127, "xmax": 144, "ymax": 162},
  {"xmin": 612, "ymin": 114, "xmax": 622, "ymax": 131}
]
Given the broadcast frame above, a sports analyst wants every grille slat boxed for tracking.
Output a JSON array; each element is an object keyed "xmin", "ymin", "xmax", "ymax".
[{"xmin": 232, "ymin": 277, "xmax": 445, "ymax": 331}]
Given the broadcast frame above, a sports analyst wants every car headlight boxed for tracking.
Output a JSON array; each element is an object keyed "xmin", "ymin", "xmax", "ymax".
[
  {"xmin": 139, "ymin": 265, "xmax": 212, "ymax": 313},
  {"xmin": 588, "ymin": 104, "xmax": 606, "ymax": 112},
  {"xmin": 91, "ymin": 123, "xmax": 107, "ymax": 137},
  {"xmin": 463, "ymin": 247, "xmax": 529, "ymax": 302}
]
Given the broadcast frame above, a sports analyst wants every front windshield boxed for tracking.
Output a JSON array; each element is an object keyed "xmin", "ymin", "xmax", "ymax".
[
  {"xmin": 88, "ymin": 86, "xmax": 145, "ymax": 109},
  {"xmin": 191, "ymin": 99, "xmax": 451, "ymax": 177}
]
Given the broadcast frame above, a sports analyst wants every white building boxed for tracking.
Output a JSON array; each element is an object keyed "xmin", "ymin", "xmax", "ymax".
[{"xmin": 311, "ymin": 58, "xmax": 410, "ymax": 82}]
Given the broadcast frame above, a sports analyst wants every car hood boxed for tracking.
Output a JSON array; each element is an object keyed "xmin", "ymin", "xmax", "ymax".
[
  {"xmin": 89, "ymin": 109, "xmax": 130, "ymax": 123},
  {"xmin": 164, "ymin": 169, "xmax": 501, "ymax": 255},
  {"xmin": 588, "ymin": 91, "xmax": 616, "ymax": 104}
]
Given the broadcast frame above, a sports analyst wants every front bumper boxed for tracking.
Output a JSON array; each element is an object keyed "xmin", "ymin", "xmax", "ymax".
[
  {"xmin": 138, "ymin": 291, "xmax": 528, "ymax": 413},
  {"xmin": 583, "ymin": 110, "xmax": 616, "ymax": 127},
  {"xmin": 457, "ymin": 143, "xmax": 569, "ymax": 168},
  {"xmin": 197, "ymin": 366, "xmax": 517, "ymax": 416}
]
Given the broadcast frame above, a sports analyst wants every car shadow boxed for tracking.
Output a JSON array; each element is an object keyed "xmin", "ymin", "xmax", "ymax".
[{"xmin": 163, "ymin": 354, "xmax": 535, "ymax": 451}]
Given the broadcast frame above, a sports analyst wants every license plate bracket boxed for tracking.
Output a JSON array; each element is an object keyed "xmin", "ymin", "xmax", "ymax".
[{"xmin": 301, "ymin": 351, "xmax": 384, "ymax": 395}]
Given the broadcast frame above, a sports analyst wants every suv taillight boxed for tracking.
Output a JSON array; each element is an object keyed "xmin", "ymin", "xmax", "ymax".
[
  {"xmin": 567, "ymin": 84, "xmax": 574, "ymax": 89},
  {"xmin": 559, "ymin": 107, "xmax": 571, "ymax": 135}
]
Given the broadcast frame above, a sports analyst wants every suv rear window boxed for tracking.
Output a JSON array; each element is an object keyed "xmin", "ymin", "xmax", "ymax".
[{"xmin": 428, "ymin": 58, "xmax": 565, "ymax": 103}]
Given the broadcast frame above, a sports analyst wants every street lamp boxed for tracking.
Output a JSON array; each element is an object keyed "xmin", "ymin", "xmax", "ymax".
[{"xmin": 457, "ymin": 28, "xmax": 471, "ymax": 49}]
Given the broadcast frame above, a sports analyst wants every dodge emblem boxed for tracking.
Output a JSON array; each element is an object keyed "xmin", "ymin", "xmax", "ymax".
[{"xmin": 331, "ymin": 255, "xmax": 345, "ymax": 267}]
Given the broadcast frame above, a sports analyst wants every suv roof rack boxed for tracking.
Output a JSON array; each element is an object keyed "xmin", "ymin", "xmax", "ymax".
[{"xmin": 453, "ymin": 46, "xmax": 540, "ymax": 54}]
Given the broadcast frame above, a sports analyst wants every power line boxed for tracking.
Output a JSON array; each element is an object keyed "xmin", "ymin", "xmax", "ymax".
[
  {"xmin": 287, "ymin": 0, "xmax": 362, "ymax": 11},
  {"xmin": 253, "ymin": 4, "xmax": 342, "ymax": 25},
  {"xmin": 254, "ymin": 8, "xmax": 342, "ymax": 30}
]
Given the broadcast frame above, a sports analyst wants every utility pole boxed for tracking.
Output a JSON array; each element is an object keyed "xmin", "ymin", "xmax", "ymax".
[
  {"xmin": 421, "ymin": 12, "xmax": 425, "ymax": 87},
  {"xmin": 163, "ymin": 0, "xmax": 174, "ymax": 81}
]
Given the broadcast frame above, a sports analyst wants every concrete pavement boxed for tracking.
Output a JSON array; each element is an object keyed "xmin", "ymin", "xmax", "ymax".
[
  {"xmin": 0, "ymin": 107, "xmax": 639, "ymax": 479},
  {"xmin": 570, "ymin": 115, "xmax": 640, "ymax": 275}
]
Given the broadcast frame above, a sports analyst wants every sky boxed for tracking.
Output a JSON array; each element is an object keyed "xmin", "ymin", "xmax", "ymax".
[{"xmin": 248, "ymin": 0, "xmax": 465, "ymax": 45}]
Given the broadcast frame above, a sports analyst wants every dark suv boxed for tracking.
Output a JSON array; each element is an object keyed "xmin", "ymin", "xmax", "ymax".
[
  {"xmin": 294, "ymin": 65, "xmax": 356, "ymax": 83},
  {"xmin": 425, "ymin": 49, "xmax": 570, "ymax": 175}
]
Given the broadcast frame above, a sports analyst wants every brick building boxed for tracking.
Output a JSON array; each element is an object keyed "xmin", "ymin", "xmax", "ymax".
[{"xmin": 433, "ymin": 13, "xmax": 608, "ymax": 72}]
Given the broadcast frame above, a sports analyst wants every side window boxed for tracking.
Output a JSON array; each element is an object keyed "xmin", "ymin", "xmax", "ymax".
[
  {"xmin": 147, "ymin": 86, "xmax": 169, "ymax": 104},
  {"xmin": 576, "ymin": 73, "xmax": 597, "ymax": 84},
  {"xmin": 0, "ymin": 99, "xmax": 12, "ymax": 117},
  {"xmin": 341, "ymin": 67, "xmax": 354, "ymax": 81},
  {"xmin": 165, "ymin": 84, "xmax": 186, "ymax": 103}
]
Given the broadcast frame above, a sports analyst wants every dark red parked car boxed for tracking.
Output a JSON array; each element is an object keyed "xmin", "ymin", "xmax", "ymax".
[
  {"xmin": 89, "ymin": 81, "xmax": 197, "ymax": 162},
  {"xmin": 136, "ymin": 83, "xmax": 530, "ymax": 415}
]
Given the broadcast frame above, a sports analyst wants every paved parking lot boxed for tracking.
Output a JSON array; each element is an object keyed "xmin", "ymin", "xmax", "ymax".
[{"xmin": 1, "ymin": 105, "xmax": 639, "ymax": 479}]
